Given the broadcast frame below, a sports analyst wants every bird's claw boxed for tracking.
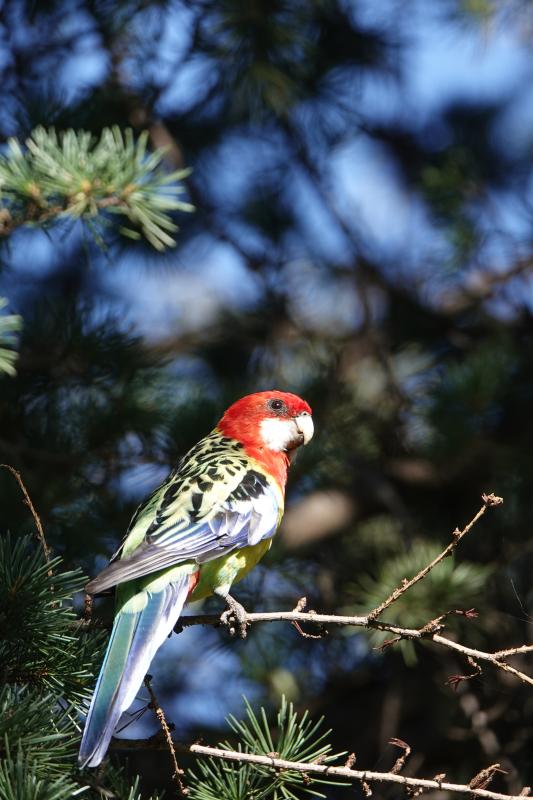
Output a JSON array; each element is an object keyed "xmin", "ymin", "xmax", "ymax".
[{"xmin": 220, "ymin": 595, "xmax": 249, "ymax": 639}]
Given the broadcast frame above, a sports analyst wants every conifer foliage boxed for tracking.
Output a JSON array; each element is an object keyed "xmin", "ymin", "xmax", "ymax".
[
  {"xmin": 0, "ymin": 532, "xmax": 121, "ymax": 799},
  {"xmin": 0, "ymin": 300, "xmax": 21, "ymax": 377},
  {"xmin": 0, "ymin": 126, "xmax": 193, "ymax": 250},
  {"xmin": 0, "ymin": 521, "xmax": 345, "ymax": 798}
]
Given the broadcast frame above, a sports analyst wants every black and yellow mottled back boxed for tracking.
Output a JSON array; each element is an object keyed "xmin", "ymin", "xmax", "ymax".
[{"xmin": 86, "ymin": 429, "xmax": 283, "ymax": 594}]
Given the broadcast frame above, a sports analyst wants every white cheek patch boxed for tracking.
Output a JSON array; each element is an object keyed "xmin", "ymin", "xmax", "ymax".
[{"xmin": 260, "ymin": 418, "xmax": 297, "ymax": 451}]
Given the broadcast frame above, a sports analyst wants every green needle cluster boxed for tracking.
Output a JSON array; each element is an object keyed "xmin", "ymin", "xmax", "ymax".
[
  {"xmin": 189, "ymin": 696, "xmax": 347, "ymax": 800},
  {"xmin": 0, "ymin": 126, "xmax": 194, "ymax": 251}
]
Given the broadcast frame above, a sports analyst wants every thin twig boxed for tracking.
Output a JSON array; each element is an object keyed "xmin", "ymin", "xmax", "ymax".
[
  {"xmin": 171, "ymin": 609, "xmax": 533, "ymax": 687},
  {"xmin": 144, "ymin": 675, "xmax": 188, "ymax": 796},
  {"xmin": 445, "ymin": 656, "xmax": 483, "ymax": 690},
  {"xmin": 290, "ymin": 596, "xmax": 327, "ymax": 639},
  {"xmin": 389, "ymin": 738, "xmax": 411, "ymax": 774},
  {"xmin": 78, "ymin": 607, "xmax": 533, "ymax": 687},
  {"xmin": 366, "ymin": 493, "xmax": 503, "ymax": 621},
  {"xmin": 493, "ymin": 644, "xmax": 533, "ymax": 659},
  {"xmin": 111, "ymin": 738, "xmax": 524, "ymax": 800},
  {"xmin": 0, "ymin": 463, "xmax": 52, "ymax": 576},
  {"xmin": 470, "ymin": 765, "xmax": 507, "ymax": 791}
]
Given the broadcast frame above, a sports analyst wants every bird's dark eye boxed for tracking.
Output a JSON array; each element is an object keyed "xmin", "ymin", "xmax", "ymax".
[{"xmin": 268, "ymin": 398, "xmax": 286, "ymax": 413}]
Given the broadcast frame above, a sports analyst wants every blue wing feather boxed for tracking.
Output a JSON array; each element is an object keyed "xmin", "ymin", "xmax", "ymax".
[{"xmin": 87, "ymin": 471, "xmax": 280, "ymax": 594}]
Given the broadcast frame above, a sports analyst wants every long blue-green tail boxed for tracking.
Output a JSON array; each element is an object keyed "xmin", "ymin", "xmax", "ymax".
[{"xmin": 79, "ymin": 570, "xmax": 191, "ymax": 767}]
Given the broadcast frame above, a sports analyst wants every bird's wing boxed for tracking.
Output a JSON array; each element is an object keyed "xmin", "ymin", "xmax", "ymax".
[{"xmin": 86, "ymin": 433, "xmax": 282, "ymax": 594}]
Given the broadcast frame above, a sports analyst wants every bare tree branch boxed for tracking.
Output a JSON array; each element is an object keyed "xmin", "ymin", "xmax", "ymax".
[
  {"xmin": 173, "ymin": 606, "xmax": 533, "ymax": 687},
  {"xmin": 170, "ymin": 494, "xmax": 530, "ymax": 685},
  {"xmin": 0, "ymin": 463, "xmax": 52, "ymax": 575},
  {"xmin": 144, "ymin": 675, "xmax": 188, "ymax": 796},
  {"xmin": 111, "ymin": 738, "xmax": 529, "ymax": 800},
  {"xmin": 367, "ymin": 492, "xmax": 503, "ymax": 621},
  {"xmin": 441, "ymin": 256, "xmax": 533, "ymax": 313}
]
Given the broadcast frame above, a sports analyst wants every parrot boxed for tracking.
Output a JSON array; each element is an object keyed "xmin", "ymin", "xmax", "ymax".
[{"xmin": 78, "ymin": 390, "xmax": 313, "ymax": 768}]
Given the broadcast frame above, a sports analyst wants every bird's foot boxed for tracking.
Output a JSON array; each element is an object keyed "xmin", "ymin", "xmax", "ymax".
[{"xmin": 220, "ymin": 594, "xmax": 249, "ymax": 639}]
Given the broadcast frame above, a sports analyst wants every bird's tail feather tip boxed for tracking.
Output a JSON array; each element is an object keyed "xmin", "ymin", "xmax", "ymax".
[
  {"xmin": 78, "ymin": 724, "xmax": 114, "ymax": 768},
  {"xmin": 77, "ymin": 752, "xmax": 97, "ymax": 770},
  {"xmin": 78, "ymin": 571, "xmax": 192, "ymax": 767}
]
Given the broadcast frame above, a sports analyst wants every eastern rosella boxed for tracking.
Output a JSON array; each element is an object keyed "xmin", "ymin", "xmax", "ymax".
[{"xmin": 79, "ymin": 390, "xmax": 313, "ymax": 767}]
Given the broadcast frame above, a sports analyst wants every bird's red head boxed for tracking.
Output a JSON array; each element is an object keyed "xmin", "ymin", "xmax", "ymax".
[{"xmin": 218, "ymin": 391, "xmax": 313, "ymax": 488}]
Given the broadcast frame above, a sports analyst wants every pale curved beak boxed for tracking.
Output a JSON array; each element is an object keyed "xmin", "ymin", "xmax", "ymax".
[{"xmin": 294, "ymin": 413, "xmax": 314, "ymax": 445}]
